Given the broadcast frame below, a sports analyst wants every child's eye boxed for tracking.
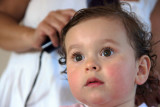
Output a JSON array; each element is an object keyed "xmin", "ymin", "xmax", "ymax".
[
  {"xmin": 101, "ymin": 47, "xmax": 114, "ymax": 57},
  {"xmin": 72, "ymin": 53, "xmax": 84, "ymax": 62}
]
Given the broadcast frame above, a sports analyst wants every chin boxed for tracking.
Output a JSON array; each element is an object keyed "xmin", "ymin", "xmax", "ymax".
[{"xmin": 85, "ymin": 96, "xmax": 109, "ymax": 106}]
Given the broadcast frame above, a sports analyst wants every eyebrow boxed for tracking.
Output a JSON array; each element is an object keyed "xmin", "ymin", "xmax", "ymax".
[
  {"xmin": 101, "ymin": 38, "xmax": 120, "ymax": 46},
  {"xmin": 67, "ymin": 44, "xmax": 82, "ymax": 53},
  {"xmin": 67, "ymin": 38, "xmax": 119, "ymax": 53}
]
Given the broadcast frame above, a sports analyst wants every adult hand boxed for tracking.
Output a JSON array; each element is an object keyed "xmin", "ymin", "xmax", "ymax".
[{"xmin": 30, "ymin": 9, "xmax": 76, "ymax": 50}]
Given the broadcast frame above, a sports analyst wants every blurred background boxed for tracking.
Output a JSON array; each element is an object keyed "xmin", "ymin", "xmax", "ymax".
[{"xmin": 0, "ymin": 49, "xmax": 11, "ymax": 76}]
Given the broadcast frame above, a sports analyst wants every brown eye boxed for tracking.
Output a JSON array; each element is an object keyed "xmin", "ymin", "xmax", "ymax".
[
  {"xmin": 101, "ymin": 48, "xmax": 113, "ymax": 57},
  {"xmin": 73, "ymin": 53, "xmax": 84, "ymax": 62}
]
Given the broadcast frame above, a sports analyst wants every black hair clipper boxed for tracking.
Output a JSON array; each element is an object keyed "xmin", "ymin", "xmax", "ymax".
[{"xmin": 41, "ymin": 32, "xmax": 60, "ymax": 53}]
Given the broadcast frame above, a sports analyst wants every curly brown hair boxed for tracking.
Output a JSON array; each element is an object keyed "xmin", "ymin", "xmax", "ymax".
[{"xmin": 58, "ymin": 5, "xmax": 159, "ymax": 106}]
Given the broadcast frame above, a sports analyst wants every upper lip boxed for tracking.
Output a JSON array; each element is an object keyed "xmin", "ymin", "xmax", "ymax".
[{"xmin": 85, "ymin": 77, "xmax": 104, "ymax": 86}]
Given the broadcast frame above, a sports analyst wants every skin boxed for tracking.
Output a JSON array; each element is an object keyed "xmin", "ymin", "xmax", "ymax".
[
  {"xmin": 0, "ymin": 0, "xmax": 75, "ymax": 52},
  {"xmin": 65, "ymin": 17, "xmax": 150, "ymax": 107}
]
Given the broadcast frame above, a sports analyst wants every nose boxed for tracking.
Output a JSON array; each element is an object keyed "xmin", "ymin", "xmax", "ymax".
[{"xmin": 85, "ymin": 59, "xmax": 100, "ymax": 72}]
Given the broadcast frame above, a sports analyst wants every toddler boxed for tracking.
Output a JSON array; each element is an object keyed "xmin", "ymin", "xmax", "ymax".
[{"xmin": 59, "ymin": 5, "xmax": 159, "ymax": 107}]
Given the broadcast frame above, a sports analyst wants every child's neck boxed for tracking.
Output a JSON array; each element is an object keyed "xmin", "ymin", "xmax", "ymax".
[{"xmin": 85, "ymin": 99, "xmax": 136, "ymax": 107}]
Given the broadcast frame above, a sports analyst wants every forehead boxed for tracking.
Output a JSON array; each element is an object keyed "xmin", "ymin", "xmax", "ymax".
[
  {"xmin": 65, "ymin": 17, "xmax": 128, "ymax": 43},
  {"xmin": 64, "ymin": 17, "xmax": 135, "ymax": 54}
]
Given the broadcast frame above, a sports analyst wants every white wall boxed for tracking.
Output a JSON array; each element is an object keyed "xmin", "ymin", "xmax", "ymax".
[{"xmin": 0, "ymin": 49, "xmax": 11, "ymax": 76}]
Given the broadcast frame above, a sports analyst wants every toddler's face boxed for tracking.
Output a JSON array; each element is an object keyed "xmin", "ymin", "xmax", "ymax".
[{"xmin": 65, "ymin": 17, "xmax": 139, "ymax": 106}]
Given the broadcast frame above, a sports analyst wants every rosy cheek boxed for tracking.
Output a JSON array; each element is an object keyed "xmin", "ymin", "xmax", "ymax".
[
  {"xmin": 104, "ymin": 59, "xmax": 135, "ymax": 91},
  {"xmin": 105, "ymin": 63, "xmax": 126, "ymax": 86},
  {"xmin": 67, "ymin": 65, "xmax": 81, "ymax": 96},
  {"xmin": 67, "ymin": 67, "xmax": 77, "ymax": 86}
]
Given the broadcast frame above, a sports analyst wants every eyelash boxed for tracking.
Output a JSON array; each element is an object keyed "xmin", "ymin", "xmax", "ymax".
[
  {"xmin": 100, "ymin": 47, "xmax": 114, "ymax": 57},
  {"xmin": 71, "ymin": 52, "xmax": 84, "ymax": 62},
  {"xmin": 70, "ymin": 47, "xmax": 114, "ymax": 62}
]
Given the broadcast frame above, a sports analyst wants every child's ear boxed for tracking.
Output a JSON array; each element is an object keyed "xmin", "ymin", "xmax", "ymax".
[{"xmin": 135, "ymin": 55, "xmax": 151, "ymax": 85}]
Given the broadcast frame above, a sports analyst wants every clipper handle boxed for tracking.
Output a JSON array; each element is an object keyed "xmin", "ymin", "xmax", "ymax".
[{"xmin": 41, "ymin": 35, "xmax": 59, "ymax": 53}]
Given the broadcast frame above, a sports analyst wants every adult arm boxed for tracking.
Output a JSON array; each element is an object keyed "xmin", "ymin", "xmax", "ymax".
[
  {"xmin": 0, "ymin": 0, "xmax": 33, "ymax": 52},
  {"xmin": 136, "ymin": 0, "xmax": 160, "ymax": 106},
  {"xmin": 150, "ymin": 0, "xmax": 160, "ymax": 104},
  {"xmin": 150, "ymin": 0, "xmax": 160, "ymax": 75},
  {"xmin": 0, "ymin": 0, "xmax": 75, "ymax": 53}
]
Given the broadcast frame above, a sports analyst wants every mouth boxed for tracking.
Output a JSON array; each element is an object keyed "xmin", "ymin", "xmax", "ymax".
[{"xmin": 85, "ymin": 77, "xmax": 104, "ymax": 87}]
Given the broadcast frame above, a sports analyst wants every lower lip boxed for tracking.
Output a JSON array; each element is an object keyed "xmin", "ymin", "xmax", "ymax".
[{"xmin": 86, "ymin": 82, "xmax": 104, "ymax": 87}]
